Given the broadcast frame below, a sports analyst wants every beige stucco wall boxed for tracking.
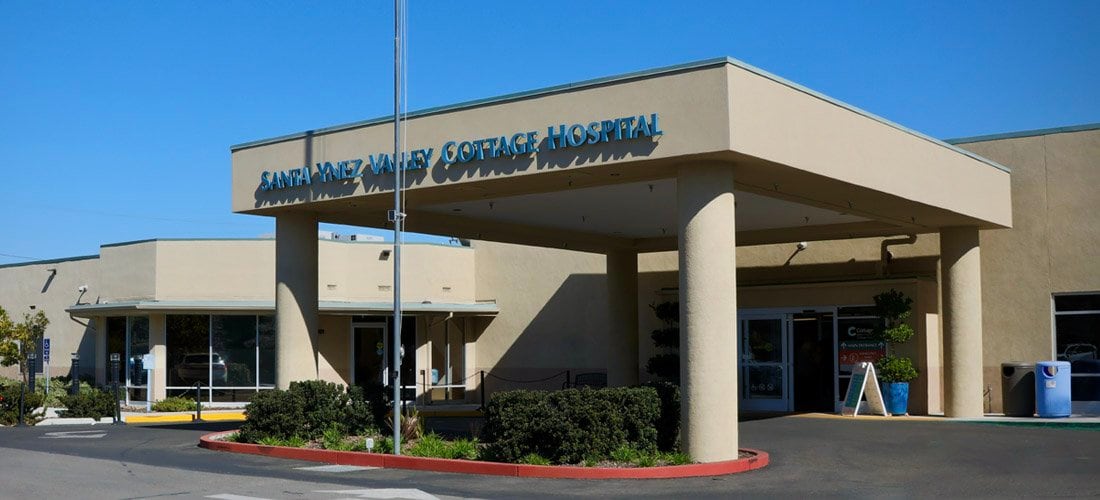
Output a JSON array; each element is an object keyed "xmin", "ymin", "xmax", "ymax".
[
  {"xmin": 472, "ymin": 240, "xmax": 609, "ymax": 390},
  {"xmin": 106, "ymin": 239, "xmax": 473, "ymax": 304},
  {"xmin": 98, "ymin": 243, "xmax": 156, "ymax": 301},
  {"xmin": 958, "ymin": 128, "xmax": 1100, "ymax": 412},
  {"xmin": 155, "ymin": 240, "xmax": 274, "ymax": 301},
  {"xmin": 0, "ymin": 257, "xmax": 101, "ymax": 380}
]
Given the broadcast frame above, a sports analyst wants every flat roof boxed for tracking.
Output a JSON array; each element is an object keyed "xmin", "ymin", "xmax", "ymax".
[
  {"xmin": 947, "ymin": 122, "xmax": 1100, "ymax": 145},
  {"xmin": 66, "ymin": 300, "xmax": 499, "ymax": 317}
]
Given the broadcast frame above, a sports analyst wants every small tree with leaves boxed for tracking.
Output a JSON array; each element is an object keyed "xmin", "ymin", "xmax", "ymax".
[
  {"xmin": 0, "ymin": 307, "xmax": 49, "ymax": 385},
  {"xmin": 872, "ymin": 290, "xmax": 918, "ymax": 383},
  {"xmin": 645, "ymin": 301, "xmax": 680, "ymax": 384}
]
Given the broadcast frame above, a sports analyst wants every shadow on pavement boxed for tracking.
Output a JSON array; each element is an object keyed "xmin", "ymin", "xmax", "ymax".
[{"xmin": 137, "ymin": 421, "xmax": 242, "ymax": 432}]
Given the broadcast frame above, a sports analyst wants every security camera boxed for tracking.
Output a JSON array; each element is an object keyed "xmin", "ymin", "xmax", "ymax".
[
  {"xmin": 797, "ymin": 241, "xmax": 809, "ymax": 251},
  {"xmin": 77, "ymin": 285, "xmax": 88, "ymax": 293}
]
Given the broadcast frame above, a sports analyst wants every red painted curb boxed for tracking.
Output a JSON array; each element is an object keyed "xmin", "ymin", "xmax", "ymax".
[{"xmin": 198, "ymin": 430, "xmax": 768, "ymax": 479}]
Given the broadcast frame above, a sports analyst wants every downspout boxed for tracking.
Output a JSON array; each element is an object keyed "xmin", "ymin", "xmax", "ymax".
[{"xmin": 878, "ymin": 235, "xmax": 918, "ymax": 277}]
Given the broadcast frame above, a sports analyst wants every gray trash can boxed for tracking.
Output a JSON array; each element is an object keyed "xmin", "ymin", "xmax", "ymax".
[
  {"xmin": 1001, "ymin": 362, "xmax": 1035, "ymax": 417},
  {"xmin": 1036, "ymin": 361, "xmax": 1072, "ymax": 418}
]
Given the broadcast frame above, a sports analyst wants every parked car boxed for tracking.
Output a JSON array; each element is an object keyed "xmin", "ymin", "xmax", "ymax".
[
  {"xmin": 1057, "ymin": 343, "xmax": 1097, "ymax": 362},
  {"xmin": 174, "ymin": 352, "xmax": 228, "ymax": 384}
]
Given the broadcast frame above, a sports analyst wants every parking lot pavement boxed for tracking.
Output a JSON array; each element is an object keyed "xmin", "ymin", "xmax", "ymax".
[{"xmin": 1, "ymin": 415, "xmax": 1098, "ymax": 498}]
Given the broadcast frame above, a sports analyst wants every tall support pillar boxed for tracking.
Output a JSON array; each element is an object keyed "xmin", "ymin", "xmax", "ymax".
[
  {"xmin": 275, "ymin": 213, "xmax": 319, "ymax": 389},
  {"xmin": 677, "ymin": 164, "xmax": 738, "ymax": 462},
  {"xmin": 606, "ymin": 250, "xmax": 639, "ymax": 387},
  {"xmin": 940, "ymin": 226, "xmax": 984, "ymax": 417}
]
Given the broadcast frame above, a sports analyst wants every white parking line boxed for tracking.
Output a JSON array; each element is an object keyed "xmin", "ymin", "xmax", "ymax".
[
  {"xmin": 40, "ymin": 430, "xmax": 107, "ymax": 439},
  {"xmin": 295, "ymin": 464, "xmax": 378, "ymax": 473}
]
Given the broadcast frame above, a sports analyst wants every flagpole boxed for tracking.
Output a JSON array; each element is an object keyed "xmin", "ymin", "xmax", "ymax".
[{"xmin": 391, "ymin": 0, "xmax": 404, "ymax": 455}]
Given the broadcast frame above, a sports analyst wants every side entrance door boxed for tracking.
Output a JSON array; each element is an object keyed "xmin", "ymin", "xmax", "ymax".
[
  {"xmin": 740, "ymin": 315, "xmax": 791, "ymax": 412},
  {"xmin": 352, "ymin": 323, "xmax": 388, "ymax": 387}
]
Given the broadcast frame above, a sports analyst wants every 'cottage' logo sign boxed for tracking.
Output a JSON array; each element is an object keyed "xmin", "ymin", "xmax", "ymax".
[{"xmin": 258, "ymin": 113, "xmax": 662, "ymax": 191}]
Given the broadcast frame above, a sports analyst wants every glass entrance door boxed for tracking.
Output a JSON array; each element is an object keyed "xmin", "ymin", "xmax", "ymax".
[
  {"xmin": 740, "ymin": 316, "xmax": 791, "ymax": 412},
  {"xmin": 352, "ymin": 324, "xmax": 387, "ymax": 387}
]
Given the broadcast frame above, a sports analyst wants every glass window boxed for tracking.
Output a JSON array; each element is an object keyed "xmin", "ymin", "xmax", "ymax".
[
  {"xmin": 1053, "ymin": 294, "xmax": 1100, "ymax": 402},
  {"xmin": 167, "ymin": 315, "xmax": 210, "ymax": 388},
  {"xmin": 106, "ymin": 317, "xmax": 126, "ymax": 386},
  {"xmin": 428, "ymin": 318, "xmax": 466, "ymax": 403},
  {"xmin": 211, "ymin": 315, "xmax": 257, "ymax": 402},
  {"xmin": 127, "ymin": 316, "xmax": 150, "ymax": 401},
  {"xmin": 1055, "ymin": 295, "xmax": 1100, "ymax": 313},
  {"xmin": 258, "ymin": 315, "xmax": 276, "ymax": 388}
]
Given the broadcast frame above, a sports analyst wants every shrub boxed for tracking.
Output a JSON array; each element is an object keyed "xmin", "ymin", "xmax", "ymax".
[
  {"xmin": 520, "ymin": 453, "xmax": 551, "ymax": 465},
  {"xmin": 34, "ymin": 377, "xmax": 93, "ymax": 408},
  {"xmin": 482, "ymin": 386, "xmax": 660, "ymax": 465},
  {"xmin": 0, "ymin": 382, "xmax": 46, "ymax": 425},
  {"xmin": 876, "ymin": 355, "xmax": 919, "ymax": 383},
  {"xmin": 288, "ymin": 380, "xmax": 348, "ymax": 439},
  {"xmin": 239, "ymin": 389, "xmax": 305, "ymax": 443},
  {"xmin": 346, "ymin": 383, "xmax": 387, "ymax": 434},
  {"xmin": 239, "ymin": 381, "xmax": 389, "ymax": 444},
  {"xmin": 58, "ymin": 388, "xmax": 115, "ymax": 418},
  {"xmin": 151, "ymin": 396, "xmax": 197, "ymax": 412},
  {"xmin": 448, "ymin": 438, "xmax": 479, "ymax": 460},
  {"xmin": 408, "ymin": 432, "xmax": 449, "ymax": 458},
  {"xmin": 643, "ymin": 380, "xmax": 681, "ymax": 451},
  {"xmin": 321, "ymin": 423, "xmax": 358, "ymax": 451}
]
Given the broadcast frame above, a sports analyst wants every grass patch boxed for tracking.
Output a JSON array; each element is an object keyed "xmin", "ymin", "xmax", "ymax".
[
  {"xmin": 520, "ymin": 453, "xmax": 551, "ymax": 465},
  {"xmin": 256, "ymin": 435, "xmax": 306, "ymax": 447}
]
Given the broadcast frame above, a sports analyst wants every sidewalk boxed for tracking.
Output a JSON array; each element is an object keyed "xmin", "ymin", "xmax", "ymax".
[{"xmin": 792, "ymin": 411, "xmax": 1100, "ymax": 428}]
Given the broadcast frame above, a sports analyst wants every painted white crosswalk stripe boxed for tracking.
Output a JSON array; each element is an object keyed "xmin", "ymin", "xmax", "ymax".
[
  {"xmin": 205, "ymin": 494, "xmax": 273, "ymax": 500},
  {"xmin": 312, "ymin": 489, "xmax": 440, "ymax": 500},
  {"xmin": 295, "ymin": 464, "xmax": 378, "ymax": 473}
]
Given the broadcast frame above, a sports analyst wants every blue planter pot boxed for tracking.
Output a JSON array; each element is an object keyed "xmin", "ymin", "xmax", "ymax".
[{"xmin": 882, "ymin": 382, "xmax": 910, "ymax": 416}]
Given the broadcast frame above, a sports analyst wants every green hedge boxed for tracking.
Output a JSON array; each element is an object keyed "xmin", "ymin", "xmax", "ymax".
[
  {"xmin": 151, "ymin": 396, "xmax": 197, "ymax": 412},
  {"xmin": 238, "ymin": 380, "xmax": 385, "ymax": 444},
  {"xmin": 59, "ymin": 388, "xmax": 115, "ymax": 418},
  {"xmin": 482, "ymin": 386, "xmax": 660, "ymax": 465}
]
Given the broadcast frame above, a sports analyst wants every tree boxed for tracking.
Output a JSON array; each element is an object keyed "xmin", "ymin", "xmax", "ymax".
[
  {"xmin": 645, "ymin": 301, "xmax": 680, "ymax": 384},
  {"xmin": 0, "ymin": 306, "xmax": 50, "ymax": 384}
]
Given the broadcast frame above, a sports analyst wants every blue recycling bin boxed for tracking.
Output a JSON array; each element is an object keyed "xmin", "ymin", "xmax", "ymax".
[{"xmin": 1035, "ymin": 361, "xmax": 1071, "ymax": 418}]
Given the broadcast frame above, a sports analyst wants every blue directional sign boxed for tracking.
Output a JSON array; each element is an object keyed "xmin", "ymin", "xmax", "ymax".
[{"xmin": 43, "ymin": 338, "xmax": 50, "ymax": 364}]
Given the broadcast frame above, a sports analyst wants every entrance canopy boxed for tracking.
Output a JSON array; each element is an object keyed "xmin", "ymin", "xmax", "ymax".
[{"xmin": 231, "ymin": 57, "xmax": 1011, "ymax": 252}]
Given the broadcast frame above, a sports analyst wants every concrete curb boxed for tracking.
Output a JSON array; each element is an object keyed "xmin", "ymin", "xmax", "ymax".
[
  {"xmin": 198, "ymin": 430, "xmax": 768, "ymax": 479},
  {"xmin": 127, "ymin": 412, "xmax": 246, "ymax": 424},
  {"xmin": 35, "ymin": 417, "xmax": 115, "ymax": 426}
]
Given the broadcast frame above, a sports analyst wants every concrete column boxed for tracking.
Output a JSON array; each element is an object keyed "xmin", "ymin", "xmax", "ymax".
[
  {"xmin": 677, "ymin": 163, "xmax": 738, "ymax": 463},
  {"xmin": 275, "ymin": 212, "xmax": 320, "ymax": 389},
  {"xmin": 940, "ymin": 226, "xmax": 984, "ymax": 417},
  {"xmin": 149, "ymin": 314, "xmax": 167, "ymax": 401},
  {"xmin": 606, "ymin": 250, "xmax": 639, "ymax": 387}
]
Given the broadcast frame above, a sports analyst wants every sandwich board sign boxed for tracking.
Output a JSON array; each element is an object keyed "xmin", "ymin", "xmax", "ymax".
[{"xmin": 841, "ymin": 361, "xmax": 887, "ymax": 416}]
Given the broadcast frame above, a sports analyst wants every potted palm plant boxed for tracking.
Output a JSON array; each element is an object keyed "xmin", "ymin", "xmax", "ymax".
[{"xmin": 873, "ymin": 289, "xmax": 918, "ymax": 415}]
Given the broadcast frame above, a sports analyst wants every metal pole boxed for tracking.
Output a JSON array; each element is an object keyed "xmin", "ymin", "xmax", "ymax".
[{"xmin": 391, "ymin": 0, "xmax": 403, "ymax": 456}]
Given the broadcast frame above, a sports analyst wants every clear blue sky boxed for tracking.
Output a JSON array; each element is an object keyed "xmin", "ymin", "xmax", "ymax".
[{"xmin": 2, "ymin": 1, "xmax": 1098, "ymax": 265}]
